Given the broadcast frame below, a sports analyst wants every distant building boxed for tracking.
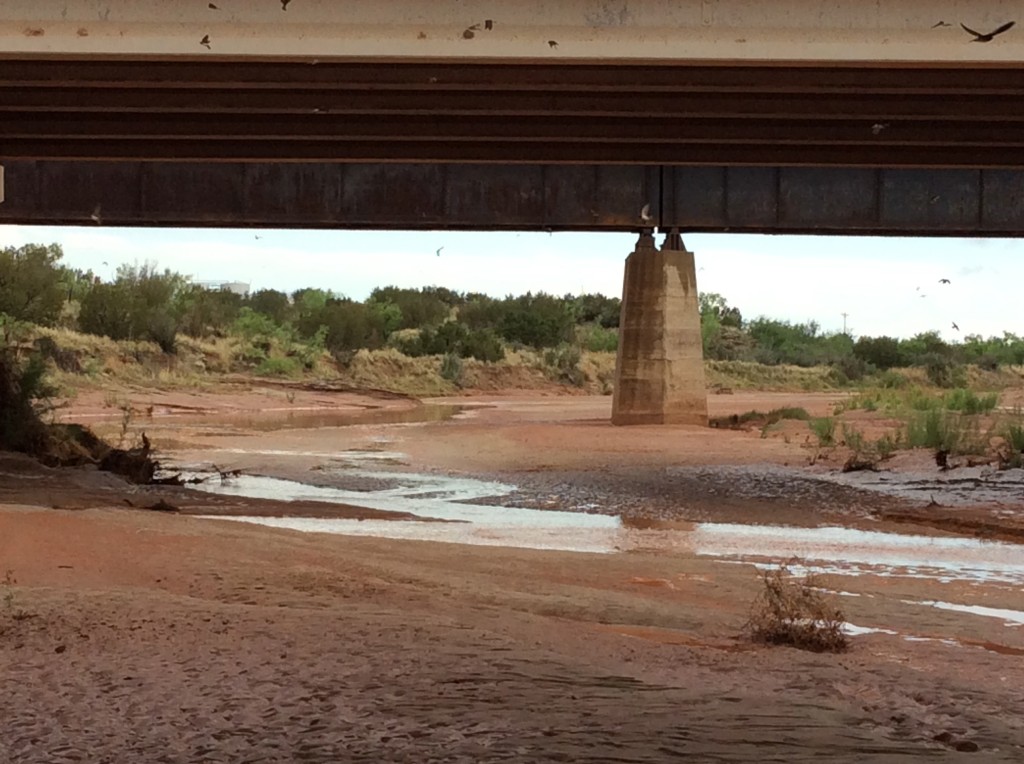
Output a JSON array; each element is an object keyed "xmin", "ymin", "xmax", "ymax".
[
  {"xmin": 195, "ymin": 280, "xmax": 251, "ymax": 297},
  {"xmin": 218, "ymin": 281, "xmax": 251, "ymax": 297}
]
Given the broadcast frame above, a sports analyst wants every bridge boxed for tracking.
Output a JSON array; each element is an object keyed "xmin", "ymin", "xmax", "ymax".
[{"xmin": 1, "ymin": 0, "xmax": 1022, "ymax": 424}]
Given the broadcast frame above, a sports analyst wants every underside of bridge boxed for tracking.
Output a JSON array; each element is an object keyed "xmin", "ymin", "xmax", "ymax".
[{"xmin": 2, "ymin": 1, "xmax": 1022, "ymax": 425}]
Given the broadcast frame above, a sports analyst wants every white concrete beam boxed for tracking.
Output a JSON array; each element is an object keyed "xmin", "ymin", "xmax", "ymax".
[{"xmin": 0, "ymin": 0, "xmax": 1022, "ymax": 63}]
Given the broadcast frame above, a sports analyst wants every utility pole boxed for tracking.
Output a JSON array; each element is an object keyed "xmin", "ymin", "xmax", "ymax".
[{"xmin": 841, "ymin": 312, "xmax": 850, "ymax": 335}]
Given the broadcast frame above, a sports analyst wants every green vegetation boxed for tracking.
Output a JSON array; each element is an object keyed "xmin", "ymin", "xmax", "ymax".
[
  {"xmin": 3, "ymin": 241, "xmax": 1024, "ymax": 412},
  {"xmin": 810, "ymin": 417, "xmax": 836, "ymax": 446},
  {"xmin": 699, "ymin": 292, "xmax": 1024, "ymax": 388}
]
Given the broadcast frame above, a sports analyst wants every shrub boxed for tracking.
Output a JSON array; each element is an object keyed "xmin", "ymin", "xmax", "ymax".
[
  {"xmin": 810, "ymin": 417, "xmax": 836, "ymax": 446},
  {"xmin": 580, "ymin": 325, "xmax": 619, "ymax": 353},
  {"xmin": 943, "ymin": 388, "xmax": 998, "ymax": 414},
  {"xmin": 439, "ymin": 352, "xmax": 463, "ymax": 385},
  {"xmin": 853, "ymin": 335, "xmax": 903, "ymax": 370},
  {"xmin": 745, "ymin": 561, "xmax": 848, "ymax": 653},
  {"xmin": 0, "ymin": 349, "xmax": 54, "ymax": 456},
  {"xmin": 461, "ymin": 328, "xmax": 505, "ymax": 363},
  {"xmin": 922, "ymin": 353, "xmax": 966, "ymax": 388},
  {"xmin": 875, "ymin": 369, "xmax": 910, "ymax": 389},
  {"xmin": 1001, "ymin": 419, "xmax": 1024, "ymax": 468},
  {"xmin": 830, "ymin": 355, "xmax": 873, "ymax": 385},
  {"xmin": 255, "ymin": 357, "xmax": 302, "ymax": 377},
  {"xmin": 543, "ymin": 344, "xmax": 585, "ymax": 386},
  {"xmin": 232, "ymin": 307, "xmax": 285, "ymax": 340}
]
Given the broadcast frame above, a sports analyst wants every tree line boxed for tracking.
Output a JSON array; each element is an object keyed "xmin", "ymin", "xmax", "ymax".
[
  {"xmin": 0, "ymin": 243, "xmax": 620, "ymax": 361},
  {"xmin": 2, "ymin": 243, "xmax": 1020, "ymax": 387}
]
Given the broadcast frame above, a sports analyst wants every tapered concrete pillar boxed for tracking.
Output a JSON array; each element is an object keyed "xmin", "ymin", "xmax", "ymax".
[{"xmin": 611, "ymin": 230, "xmax": 708, "ymax": 426}]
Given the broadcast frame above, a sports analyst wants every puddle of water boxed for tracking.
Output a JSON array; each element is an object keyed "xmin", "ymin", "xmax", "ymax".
[
  {"xmin": 192, "ymin": 472, "xmax": 1024, "ymax": 585},
  {"xmin": 203, "ymin": 448, "xmax": 412, "ymax": 464},
  {"xmin": 842, "ymin": 623, "xmax": 898, "ymax": 637},
  {"xmin": 193, "ymin": 473, "xmax": 622, "ymax": 553},
  {"xmin": 903, "ymin": 599, "xmax": 1024, "ymax": 627},
  {"xmin": 697, "ymin": 525, "xmax": 1024, "ymax": 585}
]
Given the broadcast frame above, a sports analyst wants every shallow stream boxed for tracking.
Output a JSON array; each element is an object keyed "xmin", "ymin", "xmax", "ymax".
[{"xmin": 190, "ymin": 469, "xmax": 1024, "ymax": 586}]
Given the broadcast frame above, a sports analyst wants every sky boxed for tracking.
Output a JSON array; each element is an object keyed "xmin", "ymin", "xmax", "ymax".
[{"xmin": 1, "ymin": 224, "xmax": 1019, "ymax": 342}]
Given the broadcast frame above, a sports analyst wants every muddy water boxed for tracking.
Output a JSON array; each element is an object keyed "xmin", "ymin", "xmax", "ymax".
[{"xmin": 192, "ymin": 471, "xmax": 1024, "ymax": 585}]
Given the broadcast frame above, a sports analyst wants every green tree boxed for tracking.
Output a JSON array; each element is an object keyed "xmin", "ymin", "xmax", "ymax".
[
  {"xmin": 79, "ymin": 263, "xmax": 186, "ymax": 352},
  {"xmin": 573, "ymin": 293, "xmax": 621, "ymax": 329},
  {"xmin": 498, "ymin": 292, "xmax": 574, "ymax": 349},
  {"xmin": 368, "ymin": 286, "xmax": 450, "ymax": 330},
  {"xmin": 175, "ymin": 285, "xmax": 244, "ymax": 338},
  {"xmin": 0, "ymin": 243, "xmax": 67, "ymax": 326},
  {"xmin": 853, "ymin": 336, "xmax": 904, "ymax": 370},
  {"xmin": 247, "ymin": 289, "xmax": 292, "ymax": 325},
  {"xmin": 699, "ymin": 292, "xmax": 743, "ymax": 329}
]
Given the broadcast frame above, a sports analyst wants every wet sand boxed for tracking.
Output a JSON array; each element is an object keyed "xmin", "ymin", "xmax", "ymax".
[
  {"xmin": 2, "ymin": 388, "xmax": 1023, "ymax": 761},
  {"xmin": 2, "ymin": 506, "xmax": 1023, "ymax": 762}
]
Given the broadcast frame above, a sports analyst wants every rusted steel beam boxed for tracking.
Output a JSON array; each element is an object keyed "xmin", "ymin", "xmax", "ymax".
[
  {"xmin": 3, "ymin": 161, "xmax": 1023, "ymax": 236},
  {"xmin": 5, "ymin": 61, "xmax": 1024, "ymax": 96},
  {"xmin": 4, "ymin": 88, "xmax": 1024, "ymax": 122},
  {"xmin": 5, "ymin": 114, "xmax": 1024, "ymax": 147},
  {"xmin": 0, "ymin": 161, "xmax": 659, "ymax": 231},
  {"xmin": 664, "ymin": 167, "xmax": 1024, "ymax": 236},
  {"xmin": 5, "ymin": 139, "xmax": 1024, "ymax": 168}
]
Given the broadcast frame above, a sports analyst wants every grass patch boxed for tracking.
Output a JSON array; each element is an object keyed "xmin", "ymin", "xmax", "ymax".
[
  {"xmin": 254, "ymin": 356, "xmax": 303, "ymax": 377},
  {"xmin": 810, "ymin": 416, "xmax": 836, "ymax": 446},
  {"xmin": 943, "ymin": 388, "xmax": 998, "ymax": 414},
  {"xmin": 745, "ymin": 561, "xmax": 848, "ymax": 653},
  {"xmin": 704, "ymin": 360, "xmax": 838, "ymax": 392},
  {"xmin": 902, "ymin": 410, "xmax": 988, "ymax": 456}
]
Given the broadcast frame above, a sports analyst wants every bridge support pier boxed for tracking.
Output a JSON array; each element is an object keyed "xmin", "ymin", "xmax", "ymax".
[{"xmin": 611, "ymin": 230, "xmax": 708, "ymax": 426}]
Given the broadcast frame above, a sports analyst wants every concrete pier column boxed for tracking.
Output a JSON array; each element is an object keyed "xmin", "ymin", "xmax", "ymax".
[{"xmin": 611, "ymin": 230, "xmax": 708, "ymax": 426}]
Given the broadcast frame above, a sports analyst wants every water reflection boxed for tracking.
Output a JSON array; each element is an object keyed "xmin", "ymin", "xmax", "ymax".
[{"xmin": 193, "ymin": 472, "xmax": 1024, "ymax": 584}]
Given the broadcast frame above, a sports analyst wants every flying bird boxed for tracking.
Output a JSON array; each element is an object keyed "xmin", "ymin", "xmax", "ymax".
[
  {"xmin": 548, "ymin": 40, "xmax": 558, "ymax": 48},
  {"xmin": 281, "ymin": 0, "xmax": 291, "ymax": 9},
  {"xmin": 939, "ymin": 278, "xmax": 951, "ymax": 284},
  {"xmin": 871, "ymin": 122, "xmax": 890, "ymax": 135},
  {"xmin": 931, "ymin": 21, "xmax": 951, "ymax": 29},
  {"xmin": 200, "ymin": 34, "xmax": 211, "ymax": 49},
  {"xmin": 208, "ymin": 3, "xmax": 218, "ymax": 8},
  {"xmin": 960, "ymin": 21, "xmax": 1015, "ymax": 42},
  {"xmin": 485, "ymin": 20, "xmax": 494, "ymax": 30},
  {"xmin": 90, "ymin": 204, "xmax": 102, "ymax": 224},
  {"xmin": 640, "ymin": 203, "xmax": 653, "ymax": 223},
  {"xmin": 436, "ymin": 246, "xmax": 444, "ymax": 257},
  {"xmin": 952, "ymin": 321, "xmax": 960, "ymax": 331}
]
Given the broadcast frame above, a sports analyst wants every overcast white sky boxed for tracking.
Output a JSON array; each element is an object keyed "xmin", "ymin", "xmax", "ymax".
[{"xmin": 1, "ymin": 224, "xmax": 1018, "ymax": 342}]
